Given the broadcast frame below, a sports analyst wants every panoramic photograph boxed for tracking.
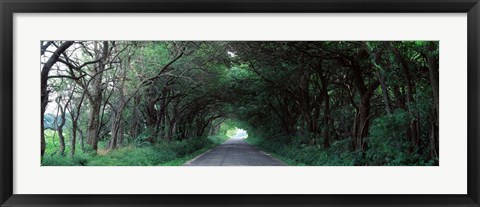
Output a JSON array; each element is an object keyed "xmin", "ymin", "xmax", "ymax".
[{"xmin": 40, "ymin": 41, "xmax": 439, "ymax": 166}]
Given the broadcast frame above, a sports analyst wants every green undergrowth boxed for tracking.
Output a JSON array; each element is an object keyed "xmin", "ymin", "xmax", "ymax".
[
  {"xmin": 246, "ymin": 135, "xmax": 358, "ymax": 166},
  {"xmin": 247, "ymin": 132, "xmax": 437, "ymax": 166},
  {"xmin": 244, "ymin": 109, "xmax": 437, "ymax": 166},
  {"xmin": 41, "ymin": 131, "xmax": 228, "ymax": 166}
]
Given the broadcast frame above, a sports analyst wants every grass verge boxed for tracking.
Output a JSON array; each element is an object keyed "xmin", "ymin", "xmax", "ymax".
[{"xmin": 41, "ymin": 131, "xmax": 229, "ymax": 166}]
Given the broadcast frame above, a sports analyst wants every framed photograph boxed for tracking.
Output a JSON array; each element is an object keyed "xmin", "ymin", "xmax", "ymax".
[{"xmin": 1, "ymin": 0, "xmax": 479, "ymax": 206}]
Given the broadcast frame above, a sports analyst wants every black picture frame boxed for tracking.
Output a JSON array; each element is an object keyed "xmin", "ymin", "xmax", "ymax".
[{"xmin": 1, "ymin": 0, "xmax": 479, "ymax": 206}]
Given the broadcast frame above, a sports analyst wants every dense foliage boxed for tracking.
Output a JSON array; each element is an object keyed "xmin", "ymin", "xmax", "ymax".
[{"xmin": 41, "ymin": 41, "xmax": 438, "ymax": 166}]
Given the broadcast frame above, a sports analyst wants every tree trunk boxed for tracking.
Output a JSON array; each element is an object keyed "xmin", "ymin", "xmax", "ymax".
[
  {"xmin": 71, "ymin": 121, "xmax": 77, "ymax": 157},
  {"xmin": 391, "ymin": 43, "xmax": 414, "ymax": 111},
  {"xmin": 79, "ymin": 128, "xmax": 85, "ymax": 152},
  {"xmin": 129, "ymin": 94, "xmax": 141, "ymax": 139},
  {"xmin": 118, "ymin": 120, "xmax": 125, "ymax": 146},
  {"xmin": 321, "ymin": 75, "xmax": 331, "ymax": 148},
  {"xmin": 68, "ymin": 93, "xmax": 85, "ymax": 157},
  {"xmin": 86, "ymin": 41, "xmax": 108, "ymax": 152},
  {"xmin": 167, "ymin": 120, "xmax": 177, "ymax": 141},
  {"xmin": 377, "ymin": 71, "xmax": 392, "ymax": 114},
  {"xmin": 145, "ymin": 86, "xmax": 159, "ymax": 140},
  {"xmin": 351, "ymin": 62, "xmax": 379, "ymax": 151},
  {"xmin": 41, "ymin": 41, "xmax": 74, "ymax": 157},
  {"xmin": 155, "ymin": 88, "xmax": 168, "ymax": 141},
  {"xmin": 111, "ymin": 65, "xmax": 127, "ymax": 149},
  {"xmin": 358, "ymin": 97, "xmax": 371, "ymax": 145},
  {"xmin": 426, "ymin": 42, "xmax": 439, "ymax": 124},
  {"xmin": 109, "ymin": 111, "xmax": 122, "ymax": 150},
  {"xmin": 56, "ymin": 100, "xmax": 66, "ymax": 156},
  {"xmin": 392, "ymin": 43, "xmax": 420, "ymax": 151},
  {"xmin": 86, "ymin": 95, "xmax": 102, "ymax": 151},
  {"xmin": 109, "ymin": 101, "xmax": 128, "ymax": 150},
  {"xmin": 393, "ymin": 86, "xmax": 406, "ymax": 110},
  {"xmin": 425, "ymin": 42, "xmax": 439, "ymax": 161}
]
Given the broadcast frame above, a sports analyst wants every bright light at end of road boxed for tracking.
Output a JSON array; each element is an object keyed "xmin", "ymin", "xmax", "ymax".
[
  {"xmin": 230, "ymin": 128, "xmax": 248, "ymax": 139},
  {"xmin": 227, "ymin": 51, "xmax": 236, "ymax": 58}
]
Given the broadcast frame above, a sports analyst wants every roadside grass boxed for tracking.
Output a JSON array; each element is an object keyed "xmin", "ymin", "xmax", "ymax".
[
  {"xmin": 246, "ymin": 134, "xmax": 358, "ymax": 166},
  {"xmin": 41, "ymin": 130, "xmax": 229, "ymax": 166},
  {"xmin": 246, "ymin": 134, "xmax": 438, "ymax": 166},
  {"xmin": 245, "ymin": 136, "xmax": 299, "ymax": 166}
]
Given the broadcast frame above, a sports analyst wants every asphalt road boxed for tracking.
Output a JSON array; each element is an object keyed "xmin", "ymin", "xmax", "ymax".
[{"xmin": 184, "ymin": 138, "xmax": 287, "ymax": 166}]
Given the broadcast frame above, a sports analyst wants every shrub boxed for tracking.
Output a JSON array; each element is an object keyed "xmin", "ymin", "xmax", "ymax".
[
  {"xmin": 41, "ymin": 134, "xmax": 226, "ymax": 166},
  {"xmin": 365, "ymin": 109, "xmax": 410, "ymax": 165}
]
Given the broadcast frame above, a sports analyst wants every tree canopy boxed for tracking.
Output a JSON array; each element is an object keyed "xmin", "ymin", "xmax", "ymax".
[{"xmin": 41, "ymin": 41, "xmax": 439, "ymax": 166}]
